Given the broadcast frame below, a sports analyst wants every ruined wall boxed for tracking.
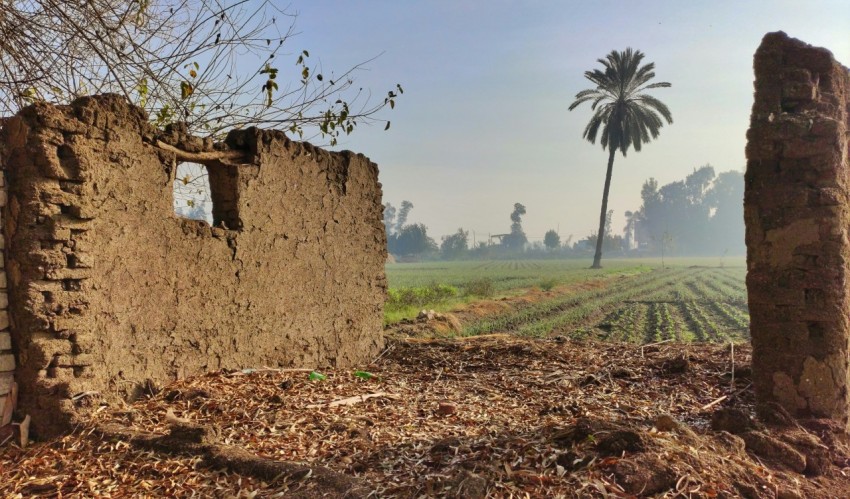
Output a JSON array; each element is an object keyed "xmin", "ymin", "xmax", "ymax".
[
  {"xmin": 0, "ymin": 166, "xmax": 12, "ymax": 428},
  {"xmin": 745, "ymin": 32, "xmax": 850, "ymax": 428},
  {"xmin": 1, "ymin": 95, "xmax": 386, "ymax": 436}
]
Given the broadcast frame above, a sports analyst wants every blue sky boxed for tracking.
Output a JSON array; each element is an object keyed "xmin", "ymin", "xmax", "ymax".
[{"xmin": 287, "ymin": 1, "xmax": 850, "ymax": 244}]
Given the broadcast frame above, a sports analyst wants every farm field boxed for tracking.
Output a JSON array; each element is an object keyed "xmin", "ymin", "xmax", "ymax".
[
  {"xmin": 386, "ymin": 258, "xmax": 654, "ymax": 292},
  {"xmin": 386, "ymin": 258, "xmax": 750, "ymax": 344}
]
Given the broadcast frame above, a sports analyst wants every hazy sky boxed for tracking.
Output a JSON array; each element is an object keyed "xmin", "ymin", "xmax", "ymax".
[{"xmin": 289, "ymin": 1, "xmax": 850, "ymax": 244}]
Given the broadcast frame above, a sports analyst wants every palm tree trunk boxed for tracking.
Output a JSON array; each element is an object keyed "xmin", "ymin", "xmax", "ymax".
[{"xmin": 591, "ymin": 147, "xmax": 617, "ymax": 268}]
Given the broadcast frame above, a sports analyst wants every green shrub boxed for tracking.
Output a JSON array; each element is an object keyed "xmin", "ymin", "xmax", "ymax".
[
  {"xmin": 539, "ymin": 278, "xmax": 558, "ymax": 291},
  {"xmin": 462, "ymin": 277, "xmax": 495, "ymax": 298},
  {"xmin": 386, "ymin": 282, "xmax": 459, "ymax": 310}
]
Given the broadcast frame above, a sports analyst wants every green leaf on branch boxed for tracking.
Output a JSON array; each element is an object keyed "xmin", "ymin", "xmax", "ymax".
[
  {"xmin": 137, "ymin": 78, "xmax": 148, "ymax": 107},
  {"xmin": 264, "ymin": 80, "xmax": 278, "ymax": 107},
  {"xmin": 180, "ymin": 81, "xmax": 193, "ymax": 99},
  {"xmin": 296, "ymin": 50, "xmax": 309, "ymax": 66},
  {"xmin": 154, "ymin": 105, "xmax": 174, "ymax": 128},
  {"xmin": 20, "ymin": 87, "xmax": 38, "ymax": 104},
  {"xmin": 259, "ymin": 64, "xmax": 278, "ymax": 79}
]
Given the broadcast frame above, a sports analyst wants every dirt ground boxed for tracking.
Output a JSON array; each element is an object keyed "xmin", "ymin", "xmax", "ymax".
[{"xmin": 2, "ymin": 328, "xmax": 850, "ymax": 498}]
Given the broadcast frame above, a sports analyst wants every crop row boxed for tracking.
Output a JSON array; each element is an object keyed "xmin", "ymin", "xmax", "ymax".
[
  {"xmin": 590, "ymin": 299, "xmax": 750, "ymax": 344},
  {"xmin": 700, "ymin": 273, "xmax": 748, "ymax": 304},
  {"xmin": 641, "ymin": 270, "xmax": 707, "ymax": 302},
  {"xmin": 386, "ymin": 259, "xmax": 655, "ymax": 293},
  {"xmin": 709, "ymin": 301, "xmax": 750, "ymax": 331},
  {"xmin": 712, "ymin": 269, "xmax": 748, "ymax": 293},
  {"xmin": 587, "ymin": 268, "xmax": 750, "ymax": 344},
  {"xmin": 680, "ymin": 300, "xmax": 719, "ymax": 342},
  {"xmin": 591, "ymin": 299, "xmax": 750, "ymax": 344},
  {"xmin": 597, "ymin": 302, "xmax": 646, "ymax": 342},
  {"xmin": 472, "ymin": 260, "xmax": 544, "ymax": 270},
  {"xmin": 511, "ymin": 270, "xmax": 692, "ymax": 337},
  {"xmin": 685, "ymin": 278, "xmax": 730, "ymax": 303},
  {"xmin": 462, "ymin": 268, "xmax": 689, "ymax": 336},
  {"xmin": 645, "ymin": 302, "xmax": 668, "ymax": 343},
  {"xmin": 476, "ymin": 267, "xmax": 750, "ymax": 340}
]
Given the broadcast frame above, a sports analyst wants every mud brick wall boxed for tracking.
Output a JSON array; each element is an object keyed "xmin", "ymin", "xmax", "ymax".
[
  {"xmin": 0, "ymin": 95, "xmax": 387, "ymax": 436},
  {"xmin": 0, "ymin": 170, "xmax": 12, "ymax": 427},
  {"xmin": 745, "ymin": 32, "xmax": 850, "ymax": 428}
]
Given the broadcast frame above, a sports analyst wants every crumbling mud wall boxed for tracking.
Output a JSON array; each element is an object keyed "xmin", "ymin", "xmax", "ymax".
[
  {"xmin": 745, "ymin": 32, "xmax": 850, "ymax": 429},
  {"xmin": 0, "ymin": 168, "xmax": 12, "ymax": 429},
  {"xmin": 1, "ymin": 95, "xmax": 387, "ymax": 436}
]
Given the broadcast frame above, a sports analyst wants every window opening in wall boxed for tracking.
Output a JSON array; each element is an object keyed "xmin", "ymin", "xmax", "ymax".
[
  {"xmin": 173, "ymin": 161, "xmax": 242, "ymax": 230},
  {"xmin": 173, "ymin": 162, "xmax": 213, "ymax": 224}
]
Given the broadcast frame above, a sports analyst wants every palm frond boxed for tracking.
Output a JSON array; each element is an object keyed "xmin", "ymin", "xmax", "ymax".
[
  {"xmin": 628, "ymin": 64, "xmax": 656, "ymax": 92},
  {"xmin": 569, "ymin": 87, "xmax": 606, "ymax": 110},
  {"xmin": 634, "ymin": 94, "xmax": 673, "ymax": 124},
  {"xmin": 568, "ymin": 93, "xmax": 599, "ymax": 110},
  {"xmin": 570, "ymin": 47, "xmax": 672, "ymax": 156},
  {"xmin": 583, "ymin": 109, "xmax": 608, "ymax": 144},
  {"xmin": 590, "ymin": 95, "xmax": 607, "ymax": 110}
]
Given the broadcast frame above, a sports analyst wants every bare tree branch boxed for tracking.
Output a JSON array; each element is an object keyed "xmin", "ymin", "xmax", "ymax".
[{"xmin": 0, "ymin": 0, "xmax": 401, "ymax": 144}]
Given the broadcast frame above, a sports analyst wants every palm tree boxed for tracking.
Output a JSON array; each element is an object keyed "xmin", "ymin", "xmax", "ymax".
[{"xmin": 569, "ymin": 48, "xmax": 673, "ymax": 268}]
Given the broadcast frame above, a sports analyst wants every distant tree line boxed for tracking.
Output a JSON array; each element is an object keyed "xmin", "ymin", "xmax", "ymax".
[
  {"xmin": 385, "ymin": 201, "xmax": 558, "ymax": 261},
  {"xmin": 383, "ymin": 166, "xmax": 743, "ymax": 261},
  {"xmin": 384, "ymin": 201, "xmax": 437, "ymax": 257},
  {"xmin": 628, "ymin": 165, "xmax": 744, "ymax": 255}
]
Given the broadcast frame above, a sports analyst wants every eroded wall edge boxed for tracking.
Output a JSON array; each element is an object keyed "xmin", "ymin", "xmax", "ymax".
[
  {"xmin": 745, "ymin": 31, "xmax": 850, "ymax": 428},
  {"xmin": 0, "ymin": 149, "xmax": 12, "ymax": 428}
]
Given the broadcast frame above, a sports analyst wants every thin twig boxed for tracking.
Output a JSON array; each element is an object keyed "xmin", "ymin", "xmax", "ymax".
[
  {"xmin": 641, "ymin": 338, "xmax": 673, "ymax": 358},
  {"xmin": 730, "ymin": 341, "xmax": 735, "ymax": 391},
  {"xmin": 306, "ymin": 392, "xmax": 398, "ymax": 409},
  {"xmin": 700, "ymin": 395, "xmax": 727, "ymax": 411}
]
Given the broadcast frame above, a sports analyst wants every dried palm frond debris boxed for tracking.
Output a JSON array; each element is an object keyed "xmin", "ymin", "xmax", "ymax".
[{"xmin": 2, "ymin": 335, "xmax": 849, "ymax": 497}]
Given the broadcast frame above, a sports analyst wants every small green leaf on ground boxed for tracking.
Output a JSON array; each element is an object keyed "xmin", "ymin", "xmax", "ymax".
[{"xmin": 308, "ymin": 371, "xmax": 326, "ymax": 381}]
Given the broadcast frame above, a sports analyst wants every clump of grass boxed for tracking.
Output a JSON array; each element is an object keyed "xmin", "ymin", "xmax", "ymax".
[
  {"xmin": 386, "ymin": 283, "xmax": 459, "ymax": 311},
  {"xmin": 462, "ymin": 277, "xmax": 494, "ymax": 298},
  {"xmin": 539, "ymin": 278, "xmax": 558, "ymax": 292}
]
